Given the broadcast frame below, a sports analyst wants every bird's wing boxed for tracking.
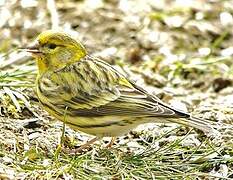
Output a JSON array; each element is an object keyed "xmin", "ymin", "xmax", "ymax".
[{"xmin": 54, "ymin": 57, "xmax": 189, "ymax": 118}]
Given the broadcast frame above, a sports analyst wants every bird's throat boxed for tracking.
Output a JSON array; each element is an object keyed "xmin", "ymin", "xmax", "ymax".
[{"xmin": 36, "ymin": 58, "xmax": 49, "ymax": 74}]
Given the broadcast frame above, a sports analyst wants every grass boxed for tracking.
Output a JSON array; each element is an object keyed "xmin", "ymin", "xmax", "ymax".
[{"xmin": 0, "ymin": 106, "xmax": 232, "ymax": 179}]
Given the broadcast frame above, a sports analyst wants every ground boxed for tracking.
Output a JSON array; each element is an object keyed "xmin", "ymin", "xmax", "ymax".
[{"xmin": 0, "ymin": 0, "xmax": 233, "ymax": 179}]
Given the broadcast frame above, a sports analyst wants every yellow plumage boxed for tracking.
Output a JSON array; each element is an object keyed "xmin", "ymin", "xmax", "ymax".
[{"xmin": 24, "ymin": 30, "xmax": 217, "ymax": 148}]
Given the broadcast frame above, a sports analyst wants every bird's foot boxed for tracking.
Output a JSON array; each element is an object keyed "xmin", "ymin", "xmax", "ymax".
[
  {"xmin": 106, "ymin": 137, "xmax": 116, "ymax": 148},
  {"xmin": 62, "ymin": 137, "xmax": 100, "ymax": 154}
]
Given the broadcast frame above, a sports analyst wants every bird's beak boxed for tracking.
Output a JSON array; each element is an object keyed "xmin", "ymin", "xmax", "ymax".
[{"xmin": 19, "ymin": 41, "xmax": 41, "ymax": 54}]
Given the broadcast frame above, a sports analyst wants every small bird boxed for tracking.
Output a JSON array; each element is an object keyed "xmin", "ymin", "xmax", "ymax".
[{"xmin": 23, "ymin": 30, "xmax": 217, "ymax": 152}]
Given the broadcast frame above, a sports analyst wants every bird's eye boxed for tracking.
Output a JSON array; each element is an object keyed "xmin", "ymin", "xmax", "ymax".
[{"xmin": 47, "ymin": 43, "xmax": 57, "ymax": 49}]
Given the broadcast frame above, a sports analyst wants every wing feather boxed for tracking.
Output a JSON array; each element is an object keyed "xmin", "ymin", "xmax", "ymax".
[{"xmin": 50, "ymin": 56, "xmax": 187, "ymax": 118}]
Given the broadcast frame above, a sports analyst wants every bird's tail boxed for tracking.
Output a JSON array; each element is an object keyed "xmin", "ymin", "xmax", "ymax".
[{"xmin": 167, "ymin": 116, "xmax": 220, "ymax": 136}]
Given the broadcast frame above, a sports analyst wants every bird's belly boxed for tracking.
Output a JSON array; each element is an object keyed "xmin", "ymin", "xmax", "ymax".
[
  {"xmin": 63, "ymin": 116, "xmax": 141, "ymax": 137},
  {"xmin": 68, "ymin": 122, "xmax": 138, "ymax": 137}
]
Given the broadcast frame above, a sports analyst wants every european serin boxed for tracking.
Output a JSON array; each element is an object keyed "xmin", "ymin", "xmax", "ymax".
[{"xmin": 23, "ymin": 30, "xmax": 217, "ymax": 151}]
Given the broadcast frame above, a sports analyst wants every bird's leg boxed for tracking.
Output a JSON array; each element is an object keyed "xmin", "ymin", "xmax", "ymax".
[
  {"xmin": 106, "ymin": 137, "xmax": 116, "ymax": 148},
  {"xmin": 63, "ymin": 137, "xmax": 100, "ymax": 154},
  {"xmin": 77, "ymin": 137, "xmax": 100, "ymax": 151},
  {"xmin": 54, "ymin": 122, "xmax": 66, "ymax": 157},
  {"xmin": 60, "ymin": 122, "xmax": 66, "ymax": 146}
]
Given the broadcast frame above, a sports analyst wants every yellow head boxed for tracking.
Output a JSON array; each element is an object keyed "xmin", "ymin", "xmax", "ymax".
[{"xmin": 24, "ymin": 30, "xmax": 87, "ymax": 74}]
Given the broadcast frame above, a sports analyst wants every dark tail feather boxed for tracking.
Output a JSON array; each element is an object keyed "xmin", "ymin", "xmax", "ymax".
[{"xmin": 154, "ymin": 102, "xmax": 219, "ymax": 135}]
